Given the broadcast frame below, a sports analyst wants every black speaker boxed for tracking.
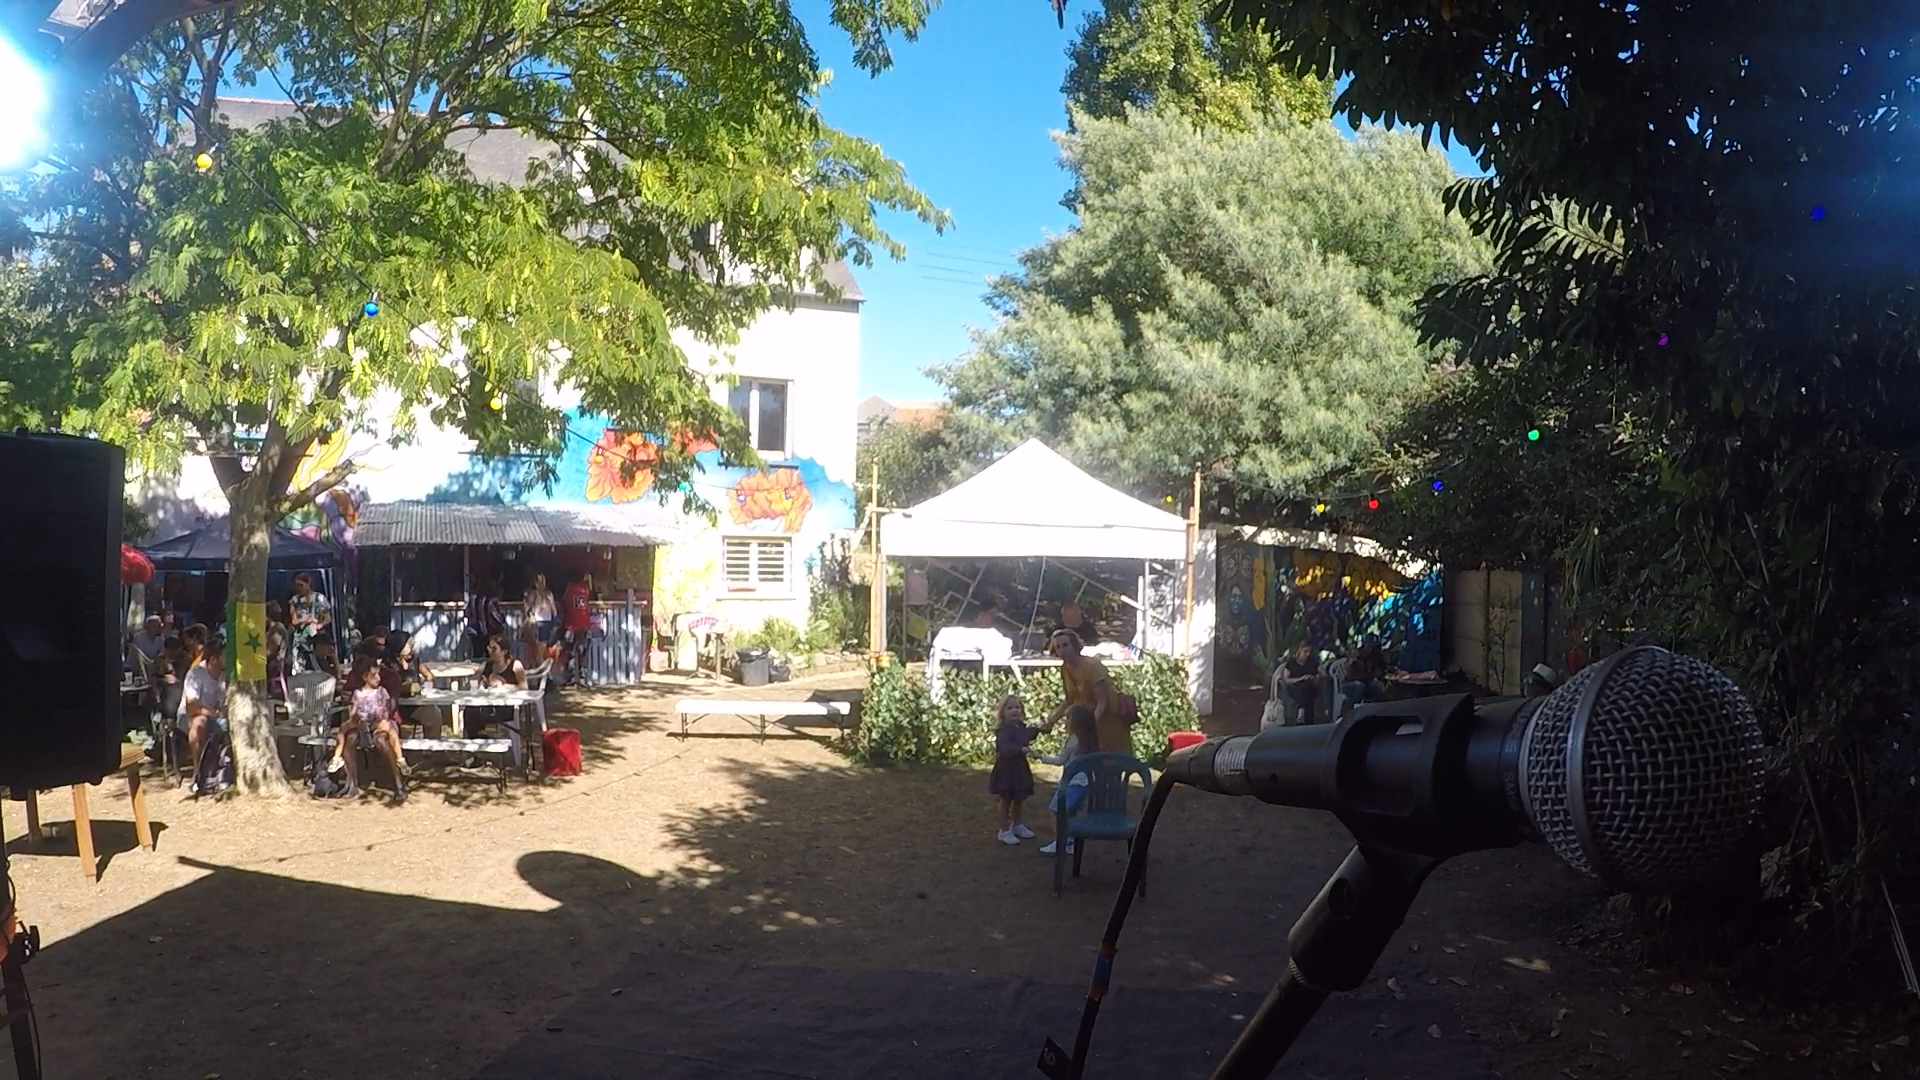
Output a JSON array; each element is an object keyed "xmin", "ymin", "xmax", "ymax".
[{"xmin": 0, "ymin": 433, "xmax": 126, "ymax": 792}]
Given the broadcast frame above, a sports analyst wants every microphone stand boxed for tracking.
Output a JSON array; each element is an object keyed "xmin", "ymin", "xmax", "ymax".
[{"xmin": 1209, "ymin": 844, "xmax": 1439, "ymax": 1080}]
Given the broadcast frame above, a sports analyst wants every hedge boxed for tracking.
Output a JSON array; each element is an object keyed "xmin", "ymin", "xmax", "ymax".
[{"xmin": 841, "ymin": 653, "xmax": 1197, "ymax": 768}]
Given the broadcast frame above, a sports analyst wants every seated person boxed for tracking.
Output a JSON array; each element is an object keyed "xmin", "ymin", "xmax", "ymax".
[
  {"xmin": 464, "ymin": 633, "xmax": 527, "ymax": 738},
  {"xmin": 1341, "ymin": 635, "xmax": 1389, "ymax": 716},
  {"xmin": 307, "ymin": 634, "xmax": 341, "ymax": 680},
  {"xmin": 1052, "ymin": 601, "xmax": 1101, "ymax": 646},
  {"xmin": 1281, "ymin": 640, "xmax": 1329, "ymax": 725},
  {"xmin": 153, "ymin": 635, "xmax": 187, "ymax": 722},
  {"xmin": 181, "ymin": 637, "xmax": 229, "ymax": 796},
  {"xmin": 333, "ymin": 659, "xmax": 408, "ymax": 802},
  {"xmin": 130, "ymin": 616, "xmax": 165, "ymax": 662},
  {"xmin": 384, "ymin": 634, "xmax": 444, "ymax": 738}
]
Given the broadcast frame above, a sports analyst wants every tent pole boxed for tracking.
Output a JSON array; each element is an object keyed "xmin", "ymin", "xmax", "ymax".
[
  {"xmin": 867, "ymin": 463, "xmax": 885, "ymax": 663},
  {"xmin": 1182, "ymin": 468, "xmax": 1201, "ymax": 661}
]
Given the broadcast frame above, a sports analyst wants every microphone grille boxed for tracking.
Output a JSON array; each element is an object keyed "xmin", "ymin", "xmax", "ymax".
[{"xmin": 1522, "ymin": 647, "xmax": 1766, "ymax": 893}]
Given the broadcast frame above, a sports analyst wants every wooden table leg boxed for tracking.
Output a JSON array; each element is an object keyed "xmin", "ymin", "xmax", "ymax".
[
  {"xmin": 20, "ymin": 793, "xmax": 39, "ymax": 849},
  {"xmin": 71, "ymin": 785, "xmax": 96, "ymax": 883},
  {"xmin": 125, "ymin": 765, "xmax": 153, "ymax": 851}
]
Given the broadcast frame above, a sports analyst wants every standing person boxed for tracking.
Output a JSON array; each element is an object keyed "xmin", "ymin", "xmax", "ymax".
[
  {"xmin": 287, "ymin": 574, "xmax": 332, "ymax": 672},
  {"xmin": 523, "ymin": 572, "xmax": 558, "ymax": 666},
  {"xmin": 464, "ymin": 577, "xmax": 505, "ymax": 661},
  {"xmin": 1044, "ymin": 628, "xmax": 1131, "ymax": 758},
  {"xmin": 1281, "ymin": 640, "xmax": 1328, "ymax": 725},
  {"xmin": 181, "ymin": 636, "xmax": 228, "ymax": 796},
  {"xmin": 988, "ymin": 694, "xmax": 1053, "ymax": 845},
  {"xmin": 561, "ymin": 571, "xmax": 593, "ymax": 686}
]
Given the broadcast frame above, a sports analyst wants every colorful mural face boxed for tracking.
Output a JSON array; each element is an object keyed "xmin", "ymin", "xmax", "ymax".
[
  {"xmin": 728, "ymin": 467, "xmax": 813, "ymax": 533},
  {"xmin": 1216, "ymin": 539, "xmax": 1443, "ymax": 677}
]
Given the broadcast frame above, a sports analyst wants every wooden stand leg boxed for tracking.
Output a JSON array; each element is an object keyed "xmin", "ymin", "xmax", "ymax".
[
  {"xmin": 126, "ymin": 766, "xmax": 153, "ymax": 851},
  {"xmin": 20, "ymin": 795, "xmax": 39, "ymax": 849},
  {"xmin": 71, "ymin": 786, "xmax": 96, "ymax": 883}
]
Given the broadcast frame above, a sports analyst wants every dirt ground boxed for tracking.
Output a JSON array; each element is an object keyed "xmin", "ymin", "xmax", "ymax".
[{"xmin": 0, "ymin": 672, "xmax": 1912, "ymax": 1080}]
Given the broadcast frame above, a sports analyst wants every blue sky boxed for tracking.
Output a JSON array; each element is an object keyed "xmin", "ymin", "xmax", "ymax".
[{"xmin": 798, "ymin": 0, "xmax": 1485, "ymax": 402}]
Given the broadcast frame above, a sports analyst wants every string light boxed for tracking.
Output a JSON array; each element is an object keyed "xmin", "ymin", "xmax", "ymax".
[
  {"xmin": 1657, "ymin": 332, "xmax": 1669, "ymax": 346},
  {"xmin": 489, "ymin": 394, "xmax": 504, "ymax": 411},
  {"xmin": 1367, "ymin": 498, "xmax": 1379, "ymax": 511},
  {"xmin": 1526, "ymin": 428, "xmax": 1541, "ymax": 442},
  {"xmin": 194, "ymin": 151, "xmax": 214, "ymax": 171},
  {"xmin": 362, "ymin": 300, "xmax": 379, "ymax": 318},
  {"xmin": 1810, "ymin": 205, "xmax": 1826, "ymax": 221},
  {"xmin": 1313, "ymin": 502, "xmax": 1327, "ymax": 514},
  {"xmin": 1432, "ymin": 480, "xmax": 1445, "ymax": 493}
]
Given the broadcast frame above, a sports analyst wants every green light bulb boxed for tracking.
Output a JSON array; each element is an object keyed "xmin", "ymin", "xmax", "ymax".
[{"xmin": 1526, "ymin": 428, "xmax": 1541, "ymax": 442}]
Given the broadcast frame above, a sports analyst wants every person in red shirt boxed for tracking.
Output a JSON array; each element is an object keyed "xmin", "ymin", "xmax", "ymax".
[{"xmin": 561, "ymin": 572, "xmax": 593, "ymax": 686}]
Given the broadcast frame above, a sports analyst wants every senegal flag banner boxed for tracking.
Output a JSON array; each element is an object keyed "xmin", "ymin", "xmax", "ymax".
[{"xmin": 230, "ymin": 600, "xmax": 268, "ymax": 682}]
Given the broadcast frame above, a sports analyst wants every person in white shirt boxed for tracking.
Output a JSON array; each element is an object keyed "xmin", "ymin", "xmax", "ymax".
[
  {"xmin": 181, "ymin": 638, "xmax": 228, "ymax": 791},
  {"xmin": 130, "ymin": 617, "xmax": 165, "ymax": 662}
]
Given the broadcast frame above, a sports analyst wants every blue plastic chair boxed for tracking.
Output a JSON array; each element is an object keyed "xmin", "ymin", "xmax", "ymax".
[{"xmin": 1052, "ymin": 752, "xmax": 1154, "ymax": 897}]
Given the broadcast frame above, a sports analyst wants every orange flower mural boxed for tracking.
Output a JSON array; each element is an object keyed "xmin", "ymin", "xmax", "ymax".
[
  {"xmin": 585, "ymin": 430, "xmax": 660, "ymax": 504},
  {"xmin": 728, "ymin": 468, "xmax": 812, "ymax": 532}
]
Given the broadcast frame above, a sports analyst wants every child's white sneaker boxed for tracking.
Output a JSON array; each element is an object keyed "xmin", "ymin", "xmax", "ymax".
[
  {"xmin": 1011, "ymin": 824, "xmax": 1036, "ymax": 839},
  {"xmin": 997, "ymin": 829, "xmax": 1021, "ymax": 846},
  {"xmin": 1039, "ymin": 840, "xmax": 1076, "ymax": 855}
]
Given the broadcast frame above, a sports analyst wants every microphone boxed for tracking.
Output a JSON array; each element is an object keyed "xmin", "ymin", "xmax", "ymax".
[{"xmin": 1164, "ymin": 646, "xmax": 1767, "ymax": 892}]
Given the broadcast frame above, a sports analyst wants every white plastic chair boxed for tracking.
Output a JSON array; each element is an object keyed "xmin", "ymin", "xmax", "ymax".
[{"xmin": 1326, "ymin": 657, "xmax": 1353, "ymax": 722}]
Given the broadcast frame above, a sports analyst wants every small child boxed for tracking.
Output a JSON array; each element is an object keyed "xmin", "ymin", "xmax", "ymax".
[
  {"xmin": 988, "ymin": 694, "xmax": 1053, "ymax": 845},
  {"xmin": 1038, "ymin": 705, "xmax": 1100, "ymax": 855}
]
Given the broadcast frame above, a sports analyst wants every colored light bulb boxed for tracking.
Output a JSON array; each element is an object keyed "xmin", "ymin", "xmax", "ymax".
[
  {"xmin": 1657, "ymin": 332, "xmax": 1669, "ymax": 346},
  {"xmin": 362, "ymin": 301, "xmax": 379, "ymax": 318},
  {"xmin": 489, "ymin": 395, "xmax": 504, "ymax": 411},
  {"xmin": 1810, "ymin": 206, "xmax": 1826, "ymax": 221},
  {"xmin": 1527, "ymin": 428, "xmax": 1541, "ymax": 441},
  {"xmin": 1313, "ymin": 502, "xmax": 1326, "ymax": 514},
  {"xmin": 194, "ymin": 152, "xmax": 213, "ymax": 171},
  {"xmin": 1432, "ymin": 481, "xmax": 1445, "ymax": 493},
  {"xmin": 1367, "ymin": 499, "xmax": 1379, "ymax": 511}
]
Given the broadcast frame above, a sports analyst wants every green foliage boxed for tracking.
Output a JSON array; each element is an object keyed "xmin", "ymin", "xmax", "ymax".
[
  {"xmin": 933, "ymin": 109, "xmax": 1486, "ymax": 517},
  {"xmin": 735, "ymin": 617, "xmax": 806, "ymax": 655},
  {"xmin": 1220, "ymin": 0, "xmax": 1920, "ymax": 985},
  {"xmin": 1064, "ymin": 0, "xmax": 1332, "ymax": 130},
  {"xmin": 843, "ymin": 655, "xmax": 1196, "ymax": 769},
  {"xmin": 853, "ymin": 412, "xmax": 999, "ymax": 515}
]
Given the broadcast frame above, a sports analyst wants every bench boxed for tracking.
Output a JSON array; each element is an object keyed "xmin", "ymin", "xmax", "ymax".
[
  {"xmin": 673, "ymin": 699, "xmax": 852, "ymax": 741},
  {"xmin": 296, "ymin": 734, "xmax": 519, "ymax": 786}
]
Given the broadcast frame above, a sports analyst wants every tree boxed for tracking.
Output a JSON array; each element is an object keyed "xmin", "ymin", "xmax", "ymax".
[
  {"xmin": 932, "ymin": 107, "xmax": 1484, "ymax": 519},
  {"xmin": 854, "ymin": 412, "xmax": 997, "ymax": 515},
  {"xmin": 1063, "ymin": 0, "xmax": 1330, "ymax": 128},
  {"xmin": 11, "ymin": 0, "xmax": 944, "ymax": 795},
  {"xmin": 1219, "ymin": 0, "xmax": 1920, "ymax": 980}
]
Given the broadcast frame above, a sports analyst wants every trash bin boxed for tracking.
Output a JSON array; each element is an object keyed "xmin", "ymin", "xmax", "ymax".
[{"xmin": 736, "ymin": 647, "xmax": 771, "ymax": 687}]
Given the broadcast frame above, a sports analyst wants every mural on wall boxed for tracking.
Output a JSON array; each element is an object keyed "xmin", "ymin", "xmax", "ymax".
[
  {"xmin": 1217, "ymin": 538, "xmax": 1443, "ymax": 677},
  {"xmin": 728, "ymin": 468, "xmax": 813, "ymax": 532}
]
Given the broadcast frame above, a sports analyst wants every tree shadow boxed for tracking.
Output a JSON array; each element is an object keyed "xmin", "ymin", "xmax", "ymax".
[{"xmin": 426, "ymin": 456, "xmax": 549, "ymax": 504}]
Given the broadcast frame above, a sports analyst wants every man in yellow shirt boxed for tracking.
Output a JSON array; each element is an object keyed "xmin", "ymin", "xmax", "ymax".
[{"xmin": 1046, "ymin": 628, "xmax": 1130, "ymax": 756}]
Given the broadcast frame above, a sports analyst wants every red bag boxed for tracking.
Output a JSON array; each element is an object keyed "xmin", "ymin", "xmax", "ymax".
[{"xmin": 541, "ymin": 728, "xmax": 582, "ymax": 777}]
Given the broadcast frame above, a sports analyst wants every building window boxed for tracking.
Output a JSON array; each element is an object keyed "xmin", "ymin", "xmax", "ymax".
[
  {"xmin": 723, "ymin": 536, "xmax": 791, "ymax": 593},
  {"xmin": 728, "ymin": 379, "xmax": 789, "ymax": 456}
]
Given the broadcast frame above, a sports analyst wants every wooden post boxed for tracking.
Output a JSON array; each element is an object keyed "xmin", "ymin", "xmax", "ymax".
[
  {"xmin": 1181, "ymin": 468, "xmax": 1201, "ymax": 660},
  {"xmin": 867, "ymin": 463, "xmax": 886, "ymax": 663}
]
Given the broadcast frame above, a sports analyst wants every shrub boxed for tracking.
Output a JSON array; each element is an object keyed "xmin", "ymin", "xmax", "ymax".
[{"xmin": 842, "ymin": 653, "xmax": 1197, "ymax": 768}]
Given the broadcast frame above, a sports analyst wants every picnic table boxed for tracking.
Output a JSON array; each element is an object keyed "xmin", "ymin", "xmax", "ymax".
[
  {"xmin": 673, "ymin": 698, "xmax": 852, "ymax": 741},
  {"xmin": 397, "ymin": 687, "xmax": 546, "ymax": 774}
]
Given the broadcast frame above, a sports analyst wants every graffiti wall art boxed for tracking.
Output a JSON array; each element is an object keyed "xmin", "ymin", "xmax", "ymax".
[{"xmin": 1216, "ymin": 537, "xmax": 1443, "ymax": 678}]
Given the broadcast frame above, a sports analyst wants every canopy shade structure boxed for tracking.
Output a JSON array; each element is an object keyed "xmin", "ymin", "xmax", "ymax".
[
  {"xmin": 880, "ymin": 440, "xmax": 1187, "ymax": 561},
  {"xmin": 141, "ymin": 522, "xmax": 342, "ymax": 572},
  {"xmin": 354, "ymin": 502, "xmax": 682, "ymax": 548}
]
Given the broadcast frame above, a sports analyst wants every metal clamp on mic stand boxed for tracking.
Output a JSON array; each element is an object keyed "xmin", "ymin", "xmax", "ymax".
[{"xmin": 1202, "ymin": 693, "xmax": 1532, "ymax": 1080}]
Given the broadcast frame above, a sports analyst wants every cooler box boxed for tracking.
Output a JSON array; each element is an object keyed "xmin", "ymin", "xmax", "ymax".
[
  {"xmin": 1167, "ymin": 731, "xmax": 1207, "ymax": 755},
  {"xmin": 542, "ymin": 728, "xmax": 582, "ymax": 777}
]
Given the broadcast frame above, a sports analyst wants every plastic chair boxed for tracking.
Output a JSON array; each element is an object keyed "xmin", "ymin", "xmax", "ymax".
[
  {"xmin": 1326, "ymin": 656, "xmax": 1353, "ymax": 722},
  {"xmin": 1052, "ymin": 752, "xmax": 1154, "ymax": 897}
]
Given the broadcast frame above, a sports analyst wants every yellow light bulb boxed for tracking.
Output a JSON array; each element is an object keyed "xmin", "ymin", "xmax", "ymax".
[
  {"xmin": 489, "ymin": 395, "xmax": 504, "ymax": 411},
  {"xmin": 194, "ymin": 152, "xmax": 213, "ymax": 171},
  {"xmin": 1314, "ymin": 502, "xmax": 1327, "ymax": 514}
]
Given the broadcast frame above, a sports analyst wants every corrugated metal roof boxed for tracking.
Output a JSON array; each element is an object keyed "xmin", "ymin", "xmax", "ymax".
[{"xmin": 356, "ymin": 502, "xmax": 679, "ymax": 548}]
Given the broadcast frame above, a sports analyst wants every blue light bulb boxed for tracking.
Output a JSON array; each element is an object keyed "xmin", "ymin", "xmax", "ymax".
[
  {"xmin": 362, "ymin": 300, "xmax": 379, "ymax": 318},
  {"xmin": 1432, "ymin": 480, "xmax": 1445, "ymax": 493}
]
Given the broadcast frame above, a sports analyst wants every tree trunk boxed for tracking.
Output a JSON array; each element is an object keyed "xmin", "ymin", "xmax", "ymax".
[{"xmin": 227, "ymin": 477, "xmax": 294, "ymax": 796}]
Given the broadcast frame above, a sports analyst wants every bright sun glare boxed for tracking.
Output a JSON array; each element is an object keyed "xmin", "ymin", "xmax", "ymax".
[{"xmin": 0, "ymin": 35, "xmax": 49, "ymax": 171}]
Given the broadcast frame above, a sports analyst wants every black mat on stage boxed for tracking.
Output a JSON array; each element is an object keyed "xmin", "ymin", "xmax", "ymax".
[{"xmin": 473, "ymin": 953, "xmax": 1493, "ymax": 1080}]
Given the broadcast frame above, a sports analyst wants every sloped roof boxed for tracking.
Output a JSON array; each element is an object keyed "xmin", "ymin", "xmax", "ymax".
[
  {"xmin": 355, "ymin": 501, "xmax": 679, "ymax": 548},
  {"xmin": 879, "ymin": 440, "xmax": 1187, "ymax": 561},
  {"xmin": 214, "ymin": 98, "xmax": 861, "ymax": 302},
  {"xmin": 142, "ymin": 521, "xmax": 341, "ymax": 571}
]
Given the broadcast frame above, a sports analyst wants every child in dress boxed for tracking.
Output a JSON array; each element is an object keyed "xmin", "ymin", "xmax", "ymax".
[
  {"xmin": 1039, "ymin": 705, "xmax": 1100, "ymax": 855},
  {"xmin": 989, "ymin": 694, "xmax": 1055, "ymax": 845}
]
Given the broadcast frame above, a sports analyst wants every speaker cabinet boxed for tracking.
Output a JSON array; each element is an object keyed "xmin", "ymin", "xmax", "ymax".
[{"xmin": 0, "ymin": 433, "xmax": 126, "ymax": 792}]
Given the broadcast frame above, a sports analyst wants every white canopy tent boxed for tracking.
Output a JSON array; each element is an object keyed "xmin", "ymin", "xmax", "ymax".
[{"xmin": 879, "ymin": 439, "xmax": 1215, "ymax": 714}]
